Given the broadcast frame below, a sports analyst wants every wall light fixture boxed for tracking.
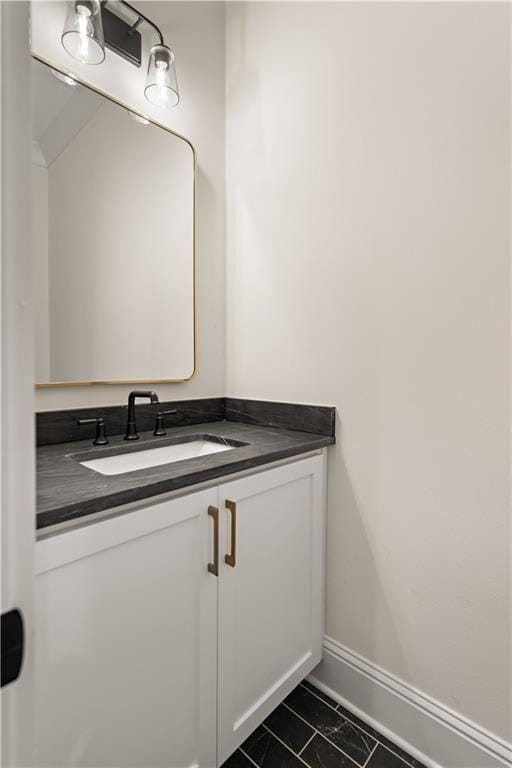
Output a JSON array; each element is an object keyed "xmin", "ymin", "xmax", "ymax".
[
  {"xmin": 62, "ymin": 0, "xmax": 105, "ymax": 65},
  {"xmin": 61, "ymin": 0, "xmax": 179, "ymax": 109}
]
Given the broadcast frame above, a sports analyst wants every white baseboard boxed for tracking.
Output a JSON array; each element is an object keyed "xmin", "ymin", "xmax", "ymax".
[{"xmin": 308, "ymin": 636, "xmax": 511, "ymax": 768}]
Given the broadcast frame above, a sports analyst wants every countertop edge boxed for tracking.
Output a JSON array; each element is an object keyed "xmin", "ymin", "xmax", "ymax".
[{"xmin": 37, "ymin": 435, "xmax": 334, "ymax": 531}]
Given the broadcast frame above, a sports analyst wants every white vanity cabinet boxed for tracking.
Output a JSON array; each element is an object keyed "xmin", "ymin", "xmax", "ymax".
[
  {"xmin": 217, "ymin": 455, "xmax": 325, "ymax": 763},
  {"xmin": 34, "ymin": 452, "xmax": 326, "ymax": 768},
  {"xmin": 34, "ymin": 488, "xmax": 218, "ymax": 768}
]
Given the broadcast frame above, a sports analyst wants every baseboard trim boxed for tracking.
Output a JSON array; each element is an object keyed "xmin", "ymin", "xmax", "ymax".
[{"xmin": 308, "ymin": 636, "xmax": 511, "ymax": 768}]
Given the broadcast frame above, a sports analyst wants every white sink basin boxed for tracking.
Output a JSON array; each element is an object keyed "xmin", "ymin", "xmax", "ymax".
[{"xmin": 80, "ymin": 440, "xmax": 234, "ymax": 476}]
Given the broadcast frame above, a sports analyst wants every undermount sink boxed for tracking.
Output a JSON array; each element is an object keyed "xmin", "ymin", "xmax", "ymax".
[{"xmin": 79, "ymin": 438, "xmax": 236, "ymax": 476}]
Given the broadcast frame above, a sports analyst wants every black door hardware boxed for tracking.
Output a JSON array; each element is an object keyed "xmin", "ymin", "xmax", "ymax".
[
  {"xmin": 153, "ymin": 410, "xmax": 178, "ymax": 436},
  {"xmin": 1, "ymin": 609, "xmax": 24, "ymax": 688},
  {"xmin": 77, "ymin": 417, "xmax": 109, "ymax": 446}
]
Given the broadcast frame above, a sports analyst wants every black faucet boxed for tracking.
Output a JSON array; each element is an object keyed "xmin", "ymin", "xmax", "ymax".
[{"xmin": 125, "ymin": 390, "xmax": 159, "ymax": 441}]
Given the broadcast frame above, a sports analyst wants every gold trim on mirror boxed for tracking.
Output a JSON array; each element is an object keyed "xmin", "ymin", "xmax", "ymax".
[{"xmin": 32, "ymin": 53, "xmax": 197, "ymax": 388}]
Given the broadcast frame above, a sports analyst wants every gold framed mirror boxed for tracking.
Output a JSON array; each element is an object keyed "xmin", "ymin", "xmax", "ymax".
[{"xmin": 32, "ymin": 55, "xmax": 196, "ymax": 387}]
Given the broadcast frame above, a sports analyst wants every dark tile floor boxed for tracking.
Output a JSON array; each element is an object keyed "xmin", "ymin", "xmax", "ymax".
[{"xmin": 221, "ymin": 680, "xmax": 427, "ymax": 768}]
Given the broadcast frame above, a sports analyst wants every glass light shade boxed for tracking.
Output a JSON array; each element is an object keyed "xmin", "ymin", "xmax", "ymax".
[
  {"xmin": 61, "ymin": 0, "xmax": 105, "ymax": 65},
  {"xmin": 144, "ymin": 45, "xmax": 179, "ymax": 109}
]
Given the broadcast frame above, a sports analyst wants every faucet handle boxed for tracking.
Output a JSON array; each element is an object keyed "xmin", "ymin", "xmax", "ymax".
[
  {"xmin": 77, "ymin": 418, "xmax": 109, "ymax": 446},
  {"xmin": 153, "ymin": 410, "xmax": 178, "ymax": 437}
]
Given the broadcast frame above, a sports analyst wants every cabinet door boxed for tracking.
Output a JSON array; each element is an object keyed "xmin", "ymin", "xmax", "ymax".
[
  {"xmin": 218, "ymin": 454, "xmax": 325, "ymax": 763},
  {"xmin": 34, "ymin": 489, "xmax": 218, "ymax": 768}
]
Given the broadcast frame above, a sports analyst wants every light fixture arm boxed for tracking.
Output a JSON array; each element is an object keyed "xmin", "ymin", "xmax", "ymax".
[
  {"xmin": 103, "ymin": 0, "xmax": 164, "ymax": 45},
  {"xmin": 126, "ymin": 17, "xmax": 143, "ymax": 36}
]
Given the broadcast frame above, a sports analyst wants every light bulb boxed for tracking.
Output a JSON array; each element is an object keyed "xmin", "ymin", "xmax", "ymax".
[{"xmin": 145, "ymin": 44, "xmax": 179, "ymax": 109}]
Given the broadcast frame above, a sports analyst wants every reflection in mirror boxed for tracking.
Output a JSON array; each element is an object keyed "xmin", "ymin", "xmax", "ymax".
[{"xmin": 31, "ymin": 58, "xmax": 195, "ymax": 385}]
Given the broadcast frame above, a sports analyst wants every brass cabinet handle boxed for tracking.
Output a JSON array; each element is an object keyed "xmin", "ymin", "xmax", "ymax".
[
  {"xmin": 207, "ymin": 505, "xmax": 219, "ymax": 576},
  {"xmin": 225, "ymin": 499, "xmax": 237, "ymax": 567}
]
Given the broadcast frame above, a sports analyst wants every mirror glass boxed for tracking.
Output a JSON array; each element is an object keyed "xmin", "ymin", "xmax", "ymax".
[{"xmin": 31, "ymin": 58, "xmax": 195, "ymax": 385}]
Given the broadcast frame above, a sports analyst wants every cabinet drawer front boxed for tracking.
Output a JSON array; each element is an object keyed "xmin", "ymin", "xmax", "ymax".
[
  {"xmin": 218, "ymin": 454, "xmax": 325, "ymax": 762},
  {"xmin": 35, "ymin": 489, "xmax": 218, "ymax": 768}
]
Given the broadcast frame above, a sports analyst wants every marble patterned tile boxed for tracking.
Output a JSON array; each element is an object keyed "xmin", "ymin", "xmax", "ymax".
[
  {"xmin": 285, "ymin": 686, "xmax": 376, "ymax": 766},
  {"xmin": 301, "ymin": 680, "xmax": 339, "ymax": 710},
  {"xmin": 366, "ymin": 745, "xmax": 414, "ymax": 768},
  {"xmin": 241, "ymin": 725, "xmax": 305, "ymax": 768},
  {"xmin": 301, "ymin": 734, "xmax": 360, "ymax": 767},
  {"xmin": 334, "ymin": 704, "xmax": 427, "ymax": 768},
  {"xmin": 222, "ymin": 750, "xmax": 257, "ymax": 768},
  {"xmin": 264, "ymin": 703, "xmax": 315, "ymax": 753},
  {"xmin": 220, "ymin": 681, "xmax": 428, "ymax": 768}
]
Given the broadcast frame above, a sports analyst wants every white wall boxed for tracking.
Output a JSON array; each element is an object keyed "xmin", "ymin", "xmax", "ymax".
[
  {"xmin": 32, "ymin": 1, "xmax": 225, "ymax": 408},
  {"xmin": 225, "ymin": 1, "xmax": 511, "ymax": 744},
  {"xmin": 32, "ymin": 163, "xmax": 50, "ymax": 381}
]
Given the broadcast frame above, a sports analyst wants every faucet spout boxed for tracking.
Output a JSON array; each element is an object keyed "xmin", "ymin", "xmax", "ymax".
[{"xmin": 125, "ymin": 390, "xmax": 159, "ymax": 441}]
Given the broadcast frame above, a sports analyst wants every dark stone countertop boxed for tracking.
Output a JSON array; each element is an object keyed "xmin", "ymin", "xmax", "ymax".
[{"xmin": 37, "ymin": 420, "xmax": 334, "ymax": 531}]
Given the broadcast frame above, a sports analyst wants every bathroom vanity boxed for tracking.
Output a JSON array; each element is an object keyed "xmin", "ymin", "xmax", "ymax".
[
  {"xmin": 29, "ymin": 38, "xmax": 335, "ymax": 768},
  {"xmin": 34, "ymin": 399, "xmax": 335, "ymax": 768}
]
